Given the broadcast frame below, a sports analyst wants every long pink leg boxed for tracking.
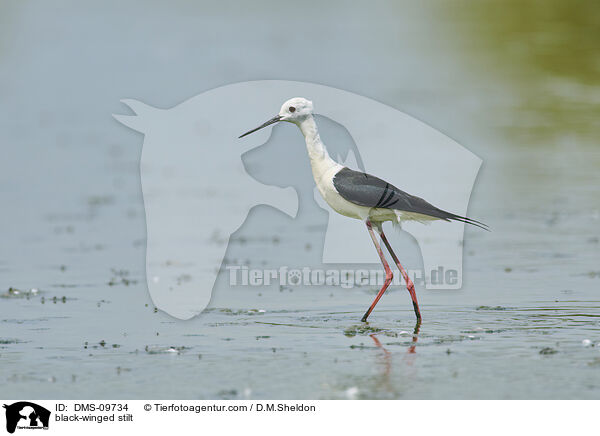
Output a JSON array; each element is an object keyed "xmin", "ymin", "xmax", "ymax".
[
  {"xmin": 361, "ymin": 221, "xmax": 394, "ymax": 322},
  {"xmin": 408, "ymin": 320, "xmax": 421, "ymax": 354},
  {"xmin": 380, "ymin": 230, "xmax": 422, "ymax": 321}
]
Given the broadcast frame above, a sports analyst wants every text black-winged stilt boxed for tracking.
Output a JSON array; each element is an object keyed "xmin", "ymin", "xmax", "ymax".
[{"xmin": 240, "ymin": 97, "xmax": 487, "ymax": 322}]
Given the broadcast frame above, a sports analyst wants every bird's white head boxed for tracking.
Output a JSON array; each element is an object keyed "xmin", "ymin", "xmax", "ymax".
[
  {"xmin": 239, "ymin": 97, "xmax": 313, "ymax": 138},
  {"xmin": 278, "ymin": 97, "xmax": 314, "ymax": 123}
]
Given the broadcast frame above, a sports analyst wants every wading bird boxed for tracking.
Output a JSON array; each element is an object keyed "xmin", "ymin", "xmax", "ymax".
[{"xmin": 240, "ymin": 98, "xmax": 486, "ymax": 322}]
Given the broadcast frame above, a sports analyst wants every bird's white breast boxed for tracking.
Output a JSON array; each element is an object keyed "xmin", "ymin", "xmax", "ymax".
[
  {"xmin": 310, "ymin": 160, "xmax": 400, "ymax": 224},
  {"xmin": 311, "ymin": 162, "xmax": 373, "ymax": 221}
]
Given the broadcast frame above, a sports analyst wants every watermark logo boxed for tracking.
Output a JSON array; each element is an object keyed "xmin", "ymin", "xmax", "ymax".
[
  {"xmin": 3, "ymin": 402, "xmax": 50, "ymax": 434},
  {"xmin": 114, "ymin": 81, "xmax": 481, "ymax": 320},
  {"xmin": 227, "ymin": 266, "xmax": 458, "ymax": 288}
]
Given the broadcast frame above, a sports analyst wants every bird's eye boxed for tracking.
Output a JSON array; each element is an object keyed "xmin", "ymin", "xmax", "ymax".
[{"xmin": 289, "ymin": 106, "xmax": 296, "ymax": 113}]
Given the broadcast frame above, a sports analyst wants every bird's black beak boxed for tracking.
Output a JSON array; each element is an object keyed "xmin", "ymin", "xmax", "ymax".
[{"xmin": 239, "ymin": 115, "xmax": 282, "ymax": 138}]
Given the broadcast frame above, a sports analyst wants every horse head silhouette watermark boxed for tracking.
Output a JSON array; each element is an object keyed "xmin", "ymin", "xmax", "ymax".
[{"xmin": 114, "ymin": 81, "xmax": 481, "ymax": 320}]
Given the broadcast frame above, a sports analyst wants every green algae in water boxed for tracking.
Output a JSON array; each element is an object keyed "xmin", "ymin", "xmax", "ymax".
[
  {"xmin": 343, "ymin": 325, "xmax": 384, "ymax": 337},
  {"xmin": 1, "ymin": 287, "xmax": 41, "ymax": 299}
]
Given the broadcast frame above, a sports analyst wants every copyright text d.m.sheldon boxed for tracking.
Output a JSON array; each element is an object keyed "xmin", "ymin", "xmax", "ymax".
[{"xmin": 150, "ymin": 403, "xmax": 316, "ymax": 413}]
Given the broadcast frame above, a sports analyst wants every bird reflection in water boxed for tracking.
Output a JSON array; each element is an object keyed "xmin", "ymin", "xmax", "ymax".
[{"xmin": 369, "ymin": 320, "xmax": 421, "ymax": 394}]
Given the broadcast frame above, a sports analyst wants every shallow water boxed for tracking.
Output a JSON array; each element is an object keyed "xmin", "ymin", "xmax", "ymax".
[
  {"xmin": 3, "ymin": 290, "xmax": 600, "ymax": 399},
  {"xmin": 1, "ymin": 1, "xmax": 599, "ymax": 399}
]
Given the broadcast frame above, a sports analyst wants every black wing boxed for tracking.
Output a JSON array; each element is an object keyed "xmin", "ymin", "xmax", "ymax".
[{"xmin": 332, "ymin": 167, "xmax": 487, "ymax": 229}]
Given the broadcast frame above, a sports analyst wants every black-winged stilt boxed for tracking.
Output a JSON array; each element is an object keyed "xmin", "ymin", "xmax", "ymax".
[{"xmin": 240, "ymin": 97, "xmax": 487, "ymax": 322}]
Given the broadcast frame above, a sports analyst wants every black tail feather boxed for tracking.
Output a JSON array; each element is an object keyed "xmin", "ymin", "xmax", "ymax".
[{"xmin": 443, "ymin": 212, "xmax": 489, "ymax": 231}]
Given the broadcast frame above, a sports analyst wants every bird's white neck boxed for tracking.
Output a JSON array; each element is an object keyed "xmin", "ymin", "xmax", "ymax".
[{"xmin": 298, "ymin": 116, "xmax": 338, "ymax": 182}]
